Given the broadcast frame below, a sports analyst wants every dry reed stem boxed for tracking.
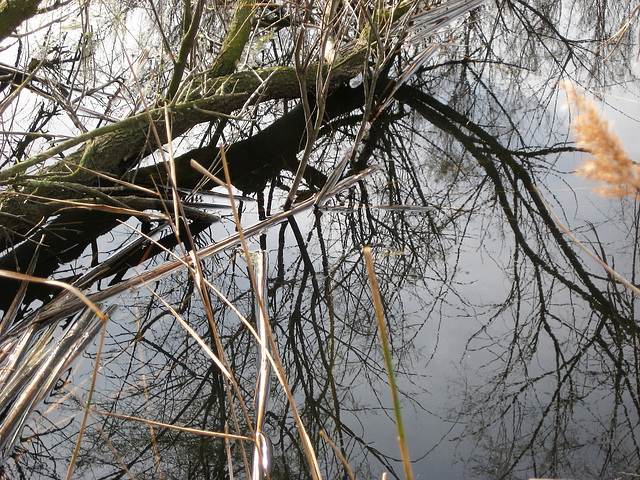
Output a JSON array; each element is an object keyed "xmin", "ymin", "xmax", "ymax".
[
  {"xmin": 533, "ymin": 185, "xmax": 640, "ymax": 304},
  {"xmin": 139, "ymin": 337, "xmax": 164, "ymax": 480},
  {"xmin": 91, "ymin": 409, "xmax": 252, "ymax": 440},
  {"xmin": 124, "ymin": 216, "xmax": 255, "ymax": 476},
  {"xmin": 147, "ymin": 283, "xmax": 233, "ymax": 378},
  {"xmin": 363, "ymin": 246, "xmax": 414, "ymax": 480},
  {"xmin": 66, "ymin": 318, "xmax": 109, "ymax": 480},
  {"xmin": 225, "ymin": 422, "xmax": 235, "ymax": 480},
  {"xmin": 218, "ymin": 149, "xmax": 323, "ymax": 480},
  {"xmin": 563, "ymin": 81, "xmax": 640, "ymax": 198},
  {"xmin": 86, "ymin": 409, "xmax": 137, "ymax": 479},
  {"xmin": 0, "ymin": 270, "xmax": 107, "ymax": 321},
  {"xmin": 319, "ymin": 430, "xmax": 355, "ymax": 480},
  {"xmin": 192, "ymin": 154, "xmax": 323, "ymax": 480}
]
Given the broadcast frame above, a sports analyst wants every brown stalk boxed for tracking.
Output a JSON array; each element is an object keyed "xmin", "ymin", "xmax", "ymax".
[
  {"xmin": 363, "ymin": 246, "xmax": 414, "ymax": 480},
  {"xmin": 0, "ymin": 270, "xmax": 106, "ymax": 320},
  {"xmin": 319, "ymin": 429, "xmax": 355, "ymax": 480},
  {"xmin": 91, "ymin": 409, "xmax": 252, "ymax": 441}
]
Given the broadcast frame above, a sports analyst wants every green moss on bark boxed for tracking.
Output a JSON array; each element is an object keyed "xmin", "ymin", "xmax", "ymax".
[{"xmin": 0, "ymin": 0, "xmax": 44, "ymax": 41}]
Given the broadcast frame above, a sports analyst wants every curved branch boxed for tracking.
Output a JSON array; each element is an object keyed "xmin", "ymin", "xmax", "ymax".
[{"xmin": 165, "ymin": 0, "xmax": 206, "ymax": 101}]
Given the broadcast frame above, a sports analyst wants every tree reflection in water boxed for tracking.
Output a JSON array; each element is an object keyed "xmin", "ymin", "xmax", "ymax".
[{"xmin": 1, "ymin": 1, "xmax": 640, "ymax": 479}]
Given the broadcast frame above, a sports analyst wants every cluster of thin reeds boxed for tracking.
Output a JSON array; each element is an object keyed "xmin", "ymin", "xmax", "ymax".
[{"xmin": 563, "ymin": 81, "xmax": 640, "ymax": 198}]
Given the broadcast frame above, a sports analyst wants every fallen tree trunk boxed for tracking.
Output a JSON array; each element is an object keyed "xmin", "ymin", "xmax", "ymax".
[
  {"xmin": 134, "ymin": 82, "xmax": 366, "ymax": 193},
  {"xmin": 0, "ymin": 47, "xmax": 368, "ymax": 250}
]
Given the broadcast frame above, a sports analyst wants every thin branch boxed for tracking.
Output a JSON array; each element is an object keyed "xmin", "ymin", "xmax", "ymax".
[{"xmin": 165, "ymin": 0, "xmax": 205, "ymax": 101}]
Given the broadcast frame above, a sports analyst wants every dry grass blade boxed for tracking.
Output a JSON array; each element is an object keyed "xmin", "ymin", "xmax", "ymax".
[
  {"xmin": 194, "ymin": 149, "xmax": 323, "ymax": 480},
  {"xmin": 66, "ymin": 314, "xmax": 109, "ymax": 480},
  {"xmin": 363, "ymin": 246, "xmax": 414, "ymax": 480},
  {"xmin": 248, "ymin": 250, "xmax": 272, "ymax": 480},
  {"xmin": 86, "ymin": 409, "xmax": 137, "ymax": 480},
  {"xmin": 147, "ymin": 285, "xmax": 233, "ymax": 379},
  {"xmin": 598, "ymin": 1, "xmax": 640, "ymax": 60},
  {"xmin": 0, "ymin": 270, "xmax": 106, "ymax": 321},
  {"xmin": 163, "ymin": 104, "xmax": 181, "ymax": 237},
  {"xmin": 226, "ymin": 422, "xmax": 236, "ymax": 480},
  {"xmin": 91, "ymin": 409, "xmax": 252, "ymax": 441},
  {"xmin": 532, "ymin": 185, "xmax": 640, "ymax": 301},
  {"xmin": 7, "ymin": 191, "xmax": 170, "ymax": 220},
  {"xmin": 0, "ymin": 305, "xmax": 113, "ymax": 464},
  {"xmin": 406, "ymin": 0, "xmax": 487, "ymax": 44},
  {"xmin": 319, "ymin": 430, "xmax": 355, "ymax": 480},
  {"xmin": 1, "ymin": 238, "xmax": 42, "ymax": 336}
]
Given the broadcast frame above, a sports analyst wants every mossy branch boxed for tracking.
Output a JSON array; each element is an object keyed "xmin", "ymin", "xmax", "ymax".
[
  {"xmin": 209, "ymin": 1, "xmax": 257, "ymax": 78},
  {"xmin": 0, "ymin": 45, "xmax": 367, "ymax": 185},
  {"xmin": 0, "ymin": 0, "xmax": 44, "ymax": 42},
  {"xmin": 165, "ymin": 0, "xmax": 205, "ymax": 101}
]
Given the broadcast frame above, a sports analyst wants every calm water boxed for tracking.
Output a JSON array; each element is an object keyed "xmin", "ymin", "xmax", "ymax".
[{"xmin": 1, "ymin": 1, "xmax": 640, "ymax": 479}]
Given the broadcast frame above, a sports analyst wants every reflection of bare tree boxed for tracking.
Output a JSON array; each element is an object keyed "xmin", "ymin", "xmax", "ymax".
[
  {"xmin": 374, "ymin": 6, "xmax": 640, "ymax": 474},
  {"xmin": 2, "ymin": 1, "xmax": 640, "ymax": 479}
]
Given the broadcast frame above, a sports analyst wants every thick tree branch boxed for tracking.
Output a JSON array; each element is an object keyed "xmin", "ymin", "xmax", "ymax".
[
  {"xmin": 0, "ymin": 0, "xmax": 44, "ymax": 41},
  {"xmin": 135, "ymin": 83, "xmax": 366, "ymax": 193},
  {"xmin": 0, "ymin": 45, "xmax": 368, "ymax": 248},
  {"xmin": 208, "ymin": 1, "xmax": 257, "ymax": 78}
]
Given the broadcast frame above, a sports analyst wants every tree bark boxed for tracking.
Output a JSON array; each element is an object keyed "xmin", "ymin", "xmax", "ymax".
[
  {"xmin": 134, "ymin": 83, "xmax": 366, "ymax": 193},
  {"xmin": 0, "ymin": 0, "xmax": 44, "ymax": 42},
  {"xmin": 0, "ymin": 47, "xmax": 368, "ymax": 249}
]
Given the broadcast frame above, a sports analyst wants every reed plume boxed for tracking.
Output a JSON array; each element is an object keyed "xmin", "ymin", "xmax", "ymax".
[{"xmin": 563, "ymin": 81, "xmax": 640, "ymax": 198}]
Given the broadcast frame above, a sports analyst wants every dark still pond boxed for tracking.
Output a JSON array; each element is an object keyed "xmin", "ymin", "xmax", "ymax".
[{"xmin": 0, "ymin": 0, "xmax": 639, "ymax": 479}]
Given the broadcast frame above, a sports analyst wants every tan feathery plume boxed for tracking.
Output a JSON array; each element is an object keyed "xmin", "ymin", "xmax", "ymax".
[{"xmin": 563, "ymin": 81, "xmax": 640, "ymax": 198}]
